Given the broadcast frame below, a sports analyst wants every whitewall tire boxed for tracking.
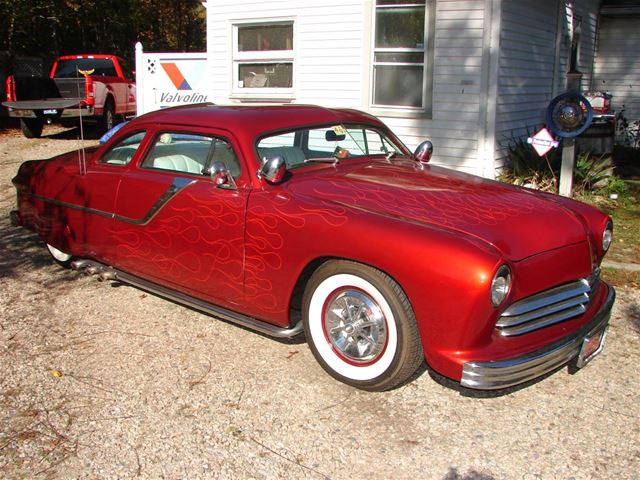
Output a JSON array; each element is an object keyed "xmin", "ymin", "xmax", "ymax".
[
  {"xmin": 46, "ymin": 243, "xmax": 73, "ymax": 267},
  {"xmin": 303, "ymin": 260, "xmax": 423, "ymax": 391}
]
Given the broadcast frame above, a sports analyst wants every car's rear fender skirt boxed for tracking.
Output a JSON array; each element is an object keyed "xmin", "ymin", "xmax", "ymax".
[{"xmin": 70, "ymin": 259, "xmax": 304, "ymax": 339}]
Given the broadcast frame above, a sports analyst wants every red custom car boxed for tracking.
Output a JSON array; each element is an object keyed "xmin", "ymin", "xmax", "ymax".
[{"xmin": 10, "ymin": 104, "xmax": 615, "ymax": 391}]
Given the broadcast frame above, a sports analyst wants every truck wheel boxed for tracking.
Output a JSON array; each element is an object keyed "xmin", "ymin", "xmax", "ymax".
[
  {"xmin": 302, "ymin": 260, "xmax": 424, "ymax": 391},
  {"xmin": 20, "ymin": 119, "xmax": 43, "ymax": 139},
  {"xmin": 100, "ymin": 100, "xmax": 115, "ymax": 133}
]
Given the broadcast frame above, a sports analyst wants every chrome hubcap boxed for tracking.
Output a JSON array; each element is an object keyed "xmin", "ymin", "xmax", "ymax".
[{"xmin": 324, "ymin": 289, "xmax": 387, "ymax": 364}]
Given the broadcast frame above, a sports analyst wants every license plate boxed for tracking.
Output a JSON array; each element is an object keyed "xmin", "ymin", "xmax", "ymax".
[
  {"xmin": 576, "ymin": 328, "xmax": 607, "ymax": 368},
  {"xmin": 43, "ymin": 109, "xmax": 58, "ymax": 115}
]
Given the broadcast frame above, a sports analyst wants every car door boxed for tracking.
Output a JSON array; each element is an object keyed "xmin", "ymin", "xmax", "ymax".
[
  {"xmin": 60, "ymin": 130, "xmax": 148, "ymax": 264},
  {"xmin": 111, "ymin": 128, "xmax": 248, "ymax": 308}
]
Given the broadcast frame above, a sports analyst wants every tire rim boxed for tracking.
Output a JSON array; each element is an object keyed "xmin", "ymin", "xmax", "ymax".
[
  {"xmin": 322, "ymin": 288, "xmax": 388, "ymax": 365},
  {"xmin": 106, "ymin": 109, "xmax": 114, "ymax": 130}
]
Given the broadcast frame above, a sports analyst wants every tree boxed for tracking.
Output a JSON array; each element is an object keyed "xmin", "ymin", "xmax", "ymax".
[{"xmin": 0, "ymin": 0, "xmax": 206, "ymax": 67}]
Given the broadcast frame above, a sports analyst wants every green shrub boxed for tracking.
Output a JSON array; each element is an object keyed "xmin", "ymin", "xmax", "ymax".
[
  {"xmin": 604, "ymin": 176, "xmax": 629, "ymax": 196},
  {"xmin": 572, "ymin": 152, "xmax": 613, "ymax": 194},
  {"xmin": 500, "ymin": 133, "xmax": 626, "ymax": 197},
  {"xmin": 498, "ymin": 133, "xmax": 559, "ymax": 192}
]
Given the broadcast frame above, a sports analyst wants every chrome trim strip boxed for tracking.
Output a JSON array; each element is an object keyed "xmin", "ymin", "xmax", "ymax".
[
  {"xmin": 30, "ymin": 177, "xmax": 196, "ymax": 225},
  {"xmin": 497, "ymin": 271, "xmax": 601, "ymax": 336},
  {"xmin": 496, "ymin": 294, "xmax": 589, "ymax": 327},
  {"xmin": 496, "ymin": 305, "xmax": 587, "ymax": 337},
  {"xmin": 32, "ymin": 193, "xmax": 113, "ymax": 220},
  {"xmin": 113, "ymin": 178, "xmax": 196, "ymax": 225},
  {"xmin": 501, "ymin": 279, "xmax": 590, "ymax": 317},
  {"xmin": 114, "ymin": 269, "xmax": 303, "ymax": 339},
  {"xmin": 461, "ymin": 286, "xmax": 615, "ymax": 390}
]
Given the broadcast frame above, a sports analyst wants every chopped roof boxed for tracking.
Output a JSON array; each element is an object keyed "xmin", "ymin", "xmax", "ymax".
[{"xmin": 134, "ymin": 104, "xmax": 384, "ymax": 141}]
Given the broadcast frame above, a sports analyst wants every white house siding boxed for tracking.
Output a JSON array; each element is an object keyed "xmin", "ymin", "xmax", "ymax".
[
  {"xmin": 206, "ymin": 0, "xmax": 492, "ymax": 176},
  {"xmin": 494, "ymin": 0, "xmax": 600, "ymax": 168},
  {"xmin": 380, "ymin": 0, "xmax": 489, "ymax": 175},
  {"xmin": 495, "ymin": 0, "xmax": 559, "ymax": 159},
  {"xmin": 207, "ymin": 1, "xmax": 366, "ymax": 108},
  {"xmin": 560, "ymin": 0, "xmax": 600, "ymax": 89},
  {"xmin": 592, "ymin": 15, "xmax": 640, "ymax": 123}
]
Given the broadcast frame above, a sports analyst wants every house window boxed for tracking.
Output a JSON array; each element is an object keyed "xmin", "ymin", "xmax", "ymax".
[
  {"xmin": 233, "ymin": 22, "xmax": 294, "ymax": 95},
  {"xmin": 372, "ymin": 1, "xmax": 428, "ymax": 110}
]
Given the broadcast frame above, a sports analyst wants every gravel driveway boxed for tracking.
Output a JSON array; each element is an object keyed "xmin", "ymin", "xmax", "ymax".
[{"xmin": 1, "ymin": 125, "xmax": 639, "ymax": 479}]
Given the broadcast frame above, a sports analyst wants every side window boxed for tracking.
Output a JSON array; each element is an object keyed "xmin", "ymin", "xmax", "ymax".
[
  {"xmin": 99, "ymin": 131, "xmax": 146, "ymax": 165},
  {"xmin": 210, "ymin": 138, "xmax": 242, "ymax": 177},
  {"xmin": 141, "ymin": 132, "xmax": 241, "ymax": 177},
  {"xmin": 256, "ymin": 132, "xmax": 306, "ymax": 168},
  {"xmin": 257, "ymin": 132, "xmax": 295, "ymax": 148},
  {"xmin": 118, "ymin": 58, "xmax": 134, "ymax": 80},
  {"xmin": 364, "ymin": 129, "xmax": 399, "ymax": 155}
]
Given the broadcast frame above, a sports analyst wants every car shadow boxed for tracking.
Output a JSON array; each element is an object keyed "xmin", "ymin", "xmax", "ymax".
[
  {"xmin": 0, "ymin": 215, "xmax": 52, "ymax": 278},
  {"xmin": 625, "ymin": 299, "xmax": 640, "ymax": 335},
  {"xmin": 107, "ymin": 280, "xmax": 307, "ymax": 346}
]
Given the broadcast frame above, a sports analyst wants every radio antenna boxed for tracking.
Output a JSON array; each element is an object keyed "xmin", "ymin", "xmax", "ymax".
[{"xmin": 75, "ymin": 64, "xmax": 87, "ymax": 175}]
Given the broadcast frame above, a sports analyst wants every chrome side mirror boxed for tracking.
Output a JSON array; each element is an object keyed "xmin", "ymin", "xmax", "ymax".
[
  {"xmin": 209, "ymin": 161, "xmax": 237, "ymax": 190},
  {"xmin": 414, "ymin": 140, "xmax": 433, "ymax": 164},
  {"xmin": 257, "ymin": 155, "xmax": 286, "ymax": 184}
]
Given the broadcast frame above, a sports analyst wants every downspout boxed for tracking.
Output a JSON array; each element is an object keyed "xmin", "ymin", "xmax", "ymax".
[
  {"xmin": 478, "ymin": 0, "xmax": 501, "ymax": 178},
  {"xmin": 552, "ymin": 0, "xmax": 565, "ymax": 97}
]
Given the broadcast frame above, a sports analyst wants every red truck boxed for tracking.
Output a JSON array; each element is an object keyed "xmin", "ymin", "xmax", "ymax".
[{"xmin": 3, "ymin": 54, "xmax": 136, "ymax": 138}]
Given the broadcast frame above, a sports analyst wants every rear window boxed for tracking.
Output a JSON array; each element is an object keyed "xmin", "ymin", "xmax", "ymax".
[{"xmin": 54, "ymin": 58, "xmax": 117, "ymax": 78}]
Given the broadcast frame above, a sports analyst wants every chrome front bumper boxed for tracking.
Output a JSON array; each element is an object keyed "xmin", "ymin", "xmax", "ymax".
[{"xmin": 460, "ymin": 285, "xmax": 615, "ymax": 390}]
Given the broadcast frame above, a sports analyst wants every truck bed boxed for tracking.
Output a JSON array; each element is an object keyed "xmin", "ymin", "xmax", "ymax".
[{"xmin": 3, "ymin": 77, "xmax": 86, "ymax": 110}]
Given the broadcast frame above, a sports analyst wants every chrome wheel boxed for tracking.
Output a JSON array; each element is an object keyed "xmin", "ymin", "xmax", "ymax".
[{"xmin": 323, "ymin": 289, "xmax": 387, "ymax": 365}]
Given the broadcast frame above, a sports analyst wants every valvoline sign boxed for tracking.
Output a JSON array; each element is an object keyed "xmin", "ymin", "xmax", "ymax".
[
  {"xmin": 135, "ymin": 44, "xmax": 209, "ymax": 115},
  {"xmin": 158, "ymin": 61, "xmax": 208, "ymax": 102}
]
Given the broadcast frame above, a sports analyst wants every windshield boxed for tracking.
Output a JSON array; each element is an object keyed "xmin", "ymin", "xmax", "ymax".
[{"xmin": 256, "ymin": 124, "xmax": 406, "ymax": 169}]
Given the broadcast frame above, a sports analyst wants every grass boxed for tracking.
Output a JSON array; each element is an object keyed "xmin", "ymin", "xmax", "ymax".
[{"xmin": 577, "ymin": 180, "xmax": 640, "ymax": 289}]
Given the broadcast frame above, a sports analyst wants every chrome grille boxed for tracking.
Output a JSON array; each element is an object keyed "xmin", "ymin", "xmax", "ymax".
[{"xmin": 496, "ymin": 269, "xmax": 600, "ymax": 336}]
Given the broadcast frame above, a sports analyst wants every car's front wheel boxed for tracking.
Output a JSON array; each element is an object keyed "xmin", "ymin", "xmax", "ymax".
[{"xmin": 303, "ymin": 260, "xmax": 423, "ymax": 391}]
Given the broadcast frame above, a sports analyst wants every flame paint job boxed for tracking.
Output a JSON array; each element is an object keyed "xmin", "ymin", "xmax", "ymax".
[{"xmin": 11, "ymin": 104, "xmax": 614, "ymax": 384}]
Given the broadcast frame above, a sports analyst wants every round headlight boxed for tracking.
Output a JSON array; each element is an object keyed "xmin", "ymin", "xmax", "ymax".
[
  {"xmin": 602, "ymin": 222, "xmax": 613, "ymax": 252},
  {"xmin": 491, "ymin": 265, "xmax": 512, "ymax": 307}
]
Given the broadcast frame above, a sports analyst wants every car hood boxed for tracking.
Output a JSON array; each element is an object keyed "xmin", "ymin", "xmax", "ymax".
[{"xmin": 287, "ymin": 160, "xmax": 587, "ymax": 261}]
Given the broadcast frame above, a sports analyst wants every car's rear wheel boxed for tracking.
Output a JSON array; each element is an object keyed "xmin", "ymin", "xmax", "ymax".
[
  {"xmin": 20, "ymin": 119, "xmax": 43, "ymax": 138},
  {"xmin": 46, "ymin": 243, "xmax": 72, "ymax": 267},
  {"xmin": 302, "ymin": 260, "xmax": 423, "ymax": 391}
]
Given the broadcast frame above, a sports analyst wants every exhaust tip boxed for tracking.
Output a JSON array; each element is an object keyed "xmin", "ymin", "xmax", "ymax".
[
  {"xmin": 71, "ymin": 259, "xmax": 90, "ymax": 271},
  {"xmin": 98, "ymin": 270, "xmax": 117, "ymax": 282}
]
